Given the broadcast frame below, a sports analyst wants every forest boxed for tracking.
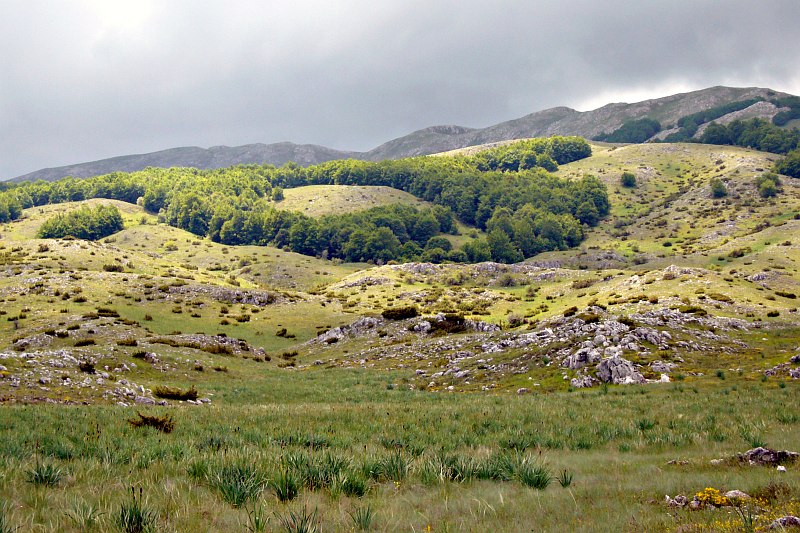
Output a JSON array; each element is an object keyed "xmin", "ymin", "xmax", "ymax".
[
  {"xmin": 37, "ymin": 204, "xmax": 125, "ymax": 241},
  {"xmin": 0, "ymin": 137, "xmax": 608, "ymax": 264}
]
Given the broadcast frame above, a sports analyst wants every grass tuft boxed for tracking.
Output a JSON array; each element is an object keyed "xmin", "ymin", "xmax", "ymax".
[
  {"xmin": 270, "ymin": 469, "xmax": 300, "ymax": 502},
  {"xmin": 26, "ymin": 460, "xmax": 65, "ymax": 487},
  {"xmin": 207, "ymin": 462, "xmax": 267, "ymax": 508},
  {"xmin": 115, "ymin": 487, "xmax": 157, "ymax": 533},
  {"xmin": 277, "ymin": 506, "xmax": 319, "ymax": 533},
  {"xmin": 349, "ymin": 504, "xmax": 375, "ymax": 531},
  {"xmin": 516, "ymin": 458, "xmax": 551, "ymax": 490}
]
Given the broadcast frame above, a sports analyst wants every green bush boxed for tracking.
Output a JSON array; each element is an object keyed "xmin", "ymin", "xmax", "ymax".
[
  {"xmin": 710, "ymin": 178, "xmax": 727, "ymax": 198},
  {"xmin": 381, "ymin": 306, "xmax": 419, "ymax": 320},
  {"xmin": 620, "ymin": 172, "xmax": 637, "ymax": 188}
]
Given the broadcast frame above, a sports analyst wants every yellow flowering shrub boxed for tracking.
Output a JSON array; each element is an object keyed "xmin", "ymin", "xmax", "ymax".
[{"xmin": 695, "ymin": 487, "xmax": 729, "ymax": 507}]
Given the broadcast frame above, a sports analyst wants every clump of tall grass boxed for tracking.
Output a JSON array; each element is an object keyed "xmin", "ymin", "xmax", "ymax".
[
  {"xmin": 26, "ymin": 460, "xmax": 65, "ymax": 487},
  {"xmin": 475, "ymin": 452, "xmax": 517, "ymax": 482},
  {"xmin": 245, "ymin": 502, "xmax": 269, "ymax": 533},
  {"xmin": 516, "ymin": 458, "xmax": 552, "ymax": 490},
  {"xmin": 420, "ymin": 453, "xmax": 478, "ymax": 484},
  {"xmin": 277, "ymin": 506, "xmax": 319, "ymax": 533},
  {"xmin": 207, "ymin": 462, "xmax": 267, "ymax": 507},
  {"xmin": 364, "ymin": 452, "xmax": 409, "ymax": 482},
  {"xmin": 329, "ymin": 471, "xmax": 369, "ymax": 498},
  {"xmin": 65, "ymin": 499, "xmax": 104, "ymax": 530},
  {"xmin": 349, "ymin": 504, "xmax": 375, "ymax": 531},
  {"xmin": 270, "ymin": 469, "xmax": 300, "ymax": 502},
  {"xmin": 557, "ymin": 469, "xmax": 573, "ymax": 488},
  {"xmin": 115, "ymin": 487, "xmax": 157, "ymax": 533}
]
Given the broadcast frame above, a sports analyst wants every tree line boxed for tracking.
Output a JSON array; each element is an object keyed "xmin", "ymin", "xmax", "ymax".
[
  {"xmin": 699, "ymin": 118, "xmax": 800, "ymax": 155},
  {"xmin": 1, "ymin": 137, "xmax": 609, "ymax": 264}
]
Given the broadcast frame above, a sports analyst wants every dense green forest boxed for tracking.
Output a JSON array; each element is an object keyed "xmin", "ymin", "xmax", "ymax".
[
  {"xmin": 0, "ymin": 137, "xmax": 608, "ymax": 264},
  {"xmin": 593, "ymin": 118, "xmax": 662, "ymax": 143},
  {"xmin": 771, "ymin": 96, "xmax": 800, "ymax": 126},
  {"xmin": 775, "ymin": 148, "xmax": 800, "ymax": 178},
  {"xmin": 37, "ymin": 204, "xmax": 124, "ymax": 241},
  {"xmin": 591, "ymin": 97, "xmax": 800, "ymax": 147},
  {"xmin": 699, "ymin": 118, "xmax": 800, "ymax": 154}
]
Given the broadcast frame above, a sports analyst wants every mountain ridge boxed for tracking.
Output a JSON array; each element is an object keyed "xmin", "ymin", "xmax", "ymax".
[{"xmin": 8, "ymin": 85, "xmax": 794, "ymax": 182}]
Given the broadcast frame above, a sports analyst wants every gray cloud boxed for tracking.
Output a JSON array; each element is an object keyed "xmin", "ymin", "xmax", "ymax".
[{"xmin": 2, "ymin": 0, "xmax": 799, "ymax": 178}]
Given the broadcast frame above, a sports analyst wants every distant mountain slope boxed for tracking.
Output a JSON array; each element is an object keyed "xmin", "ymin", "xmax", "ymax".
[
  {"xmin": 8, "ymin": 86, "xmax": 795, "ymax": 182},
  {"xmin": 10, "ymin": 142, "xmax": 359, "ymax": 182}
]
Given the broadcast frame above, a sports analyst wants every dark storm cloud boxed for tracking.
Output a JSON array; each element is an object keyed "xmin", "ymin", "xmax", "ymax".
[{"xmin": 2, "ymin": 0, "xmax": 799, "ymax": 178}]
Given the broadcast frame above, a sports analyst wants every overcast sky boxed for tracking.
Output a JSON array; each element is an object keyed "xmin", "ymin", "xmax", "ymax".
[{"xmin": 2, "ymin": 0, "xmax": 799, "ymax": 178}]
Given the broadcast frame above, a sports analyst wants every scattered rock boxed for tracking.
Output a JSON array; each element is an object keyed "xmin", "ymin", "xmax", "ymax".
[
  {"xmin": 724, "ymin": 490, "xmax": 750, "ymax": 500},
  {"xmin": 570, "ymin": 376, "xmax": 597, "ymax": 388},
  {"xmin": 650, "ymin": 361, "xmax": 676, "ymax": 373},
  {"xmin": 665, "ymin": 494, "xmax": 688, "ymax": 507},
  {"xmin": 563, "ymin": 347, "xmax": 602, "ymax": 370},
  {"xmin": 134, "ymin": 395, "xmax": 156, "ymax": 405},
  {"xmin": 596, "ymin": 355, "xmax": 645, "ymax": 384},
  {"xmin": 769, "ymin": 516, "xmax": 800, "ymax": 529},
  {"xmin": 516, "ymin": 387, "xmax": 531, "ymax": 395},
  {"xmin": 412, "ymin": 321, "xmax": 432, "ymax": 333},
  {"xmin": 736, "ymin": 447, "xmax": 800, "ymax": 466}
]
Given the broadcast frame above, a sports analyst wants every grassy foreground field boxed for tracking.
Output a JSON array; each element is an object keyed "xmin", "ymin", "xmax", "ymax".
[{"xmin": 0, "ymin": 378, "xmax": 798, "ymax": 532}]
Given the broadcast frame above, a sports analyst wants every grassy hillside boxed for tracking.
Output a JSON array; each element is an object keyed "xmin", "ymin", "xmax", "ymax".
[
  {"xmin": 1, "ymin": 142, "xmax": 799, "ymax": 532},
  {"xmin": 274, "ymin": 185, "xmax": 431, "ymax": 217}
]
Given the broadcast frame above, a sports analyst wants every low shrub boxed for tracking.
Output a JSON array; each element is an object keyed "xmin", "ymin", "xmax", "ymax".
[
  {"xmin": 153, "ymin": 385, "xmax": 198, "ymax": 401},
  {"xmin": 128, "ymin": 412, "xmax": 175, "ymax": 433},
  {"xmin": 381, "ymin": 306, "xmax": 419, "ymax": 320}
]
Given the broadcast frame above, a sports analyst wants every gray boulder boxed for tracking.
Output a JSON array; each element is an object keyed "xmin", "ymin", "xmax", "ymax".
[
  {"xmin": 737, "ymin": 447, "xmax": 799, "ymax": 466},
  {"xmin": 650, "ymin": 361, "xmax": 676, "ymax": 373},
  {"xmin": 769, "ymin": 516, "xmax": 800, "ymax": 529},
  {"xmin": 562, "ymin": 347, "xmax": 602, "ymax": 370},
  {"xmin": 596, "ymin": 356, "xmax": 645, "ymax": 385},
  {"xmin": 570, "ymin": 376, "xmax": 597, "ymax": 388}
]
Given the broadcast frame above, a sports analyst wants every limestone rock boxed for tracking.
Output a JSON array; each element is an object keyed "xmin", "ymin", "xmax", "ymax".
[
  {"xmin": 724, "ymin": 490, "xmax": 750, "ymax": 500},
  {"xmin": 666, "ymin": 494, "xmax": 688, "ymax": 507},
  {"xmin": 596, "ymin": 356, "xmax": 645, "ymax": 384},
  {"xmin": 650, "ymin": 361, "xmax": 676, "ymax": 373},
  {"xmin": 769, "ymin": 516, "xmax": 800, "ymax": 529},
  {"xmin": 562, "ymin": 347, "xmax": 602, "ymax": 370},
  {"xmin": 737, "ymin": 447, "xmax": 800, "ymax": 466},
  {"xmin": 570, "ymin": 376, "xmax": 597, "ymax": 388}
]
